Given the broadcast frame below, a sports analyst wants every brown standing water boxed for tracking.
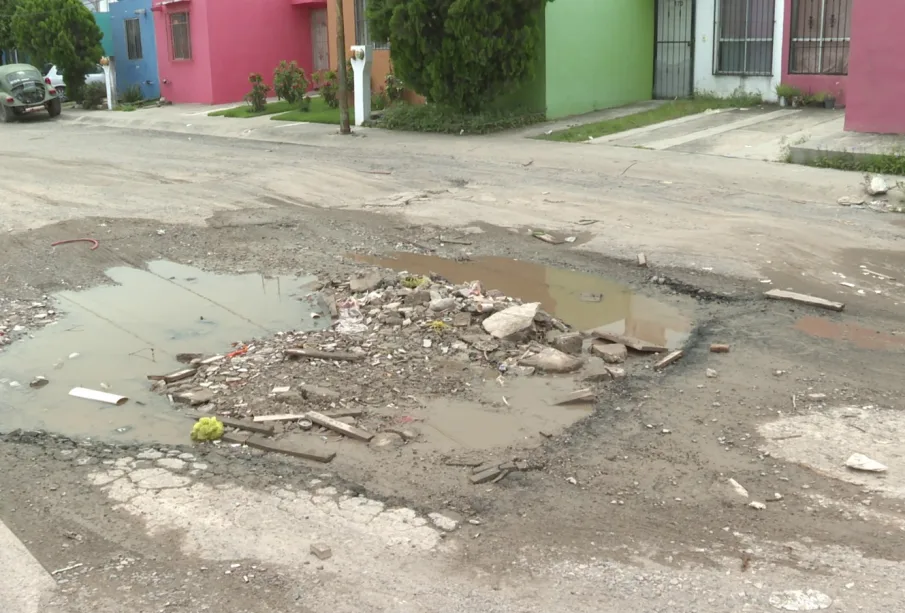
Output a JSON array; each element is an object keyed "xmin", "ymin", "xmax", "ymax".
[
  {"xmin": 355, "ymin": 253, "xmax": 691, "ymax": 349},
  {"xmin": 0, "ymin": 261, "xmax": 329, "ymax": 443}
]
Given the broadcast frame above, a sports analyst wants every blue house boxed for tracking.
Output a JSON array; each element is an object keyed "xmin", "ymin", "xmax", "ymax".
[{"xmin": 109, "ymin": 0, "xmax": 160, "ymax": 99}]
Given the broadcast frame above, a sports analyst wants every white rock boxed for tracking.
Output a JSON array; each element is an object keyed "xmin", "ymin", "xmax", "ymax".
[
  {"xmin": 706, "ymin": 368, "xmax": 718, "ymax": 378},
  {"xmin": 769, "ymin": 589, "xmax": 832, "ymax": 611},
  {"xmin": 866, "ymin": 175, "xmax": 888, "ymax": 196},
  {"xmin": 422, "ymin": 339, "xmax": 432, "ymax": 348},
  {"xmin": 519, "ymin": 347, "xmax": 584, "ymax": 373},
  {"xmin": 837, "ymin": 196, "xmax": 865, "ymax": 206},
  {"xmin": 427, "ymin": 512, "xmax": 458, "ymax": 532},
  {"xmin": 728, "ymin": 478, "xmax": 749, "ymax": 498},
  {"xmin": 482, "ymin": 302, "xmax": 540, "ymax": 339},
  {"xmin": 748, "ymin": 501, "xmax": 766, "ymax": 510},
  {"xmin": 845, "ymin": 453, "xmax": 888, "ymax": 473}
]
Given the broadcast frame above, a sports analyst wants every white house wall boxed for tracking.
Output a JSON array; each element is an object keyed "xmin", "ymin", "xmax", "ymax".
[{"xmin": 694, "ymin": 0, "xmax": 784, "ymax": 101}]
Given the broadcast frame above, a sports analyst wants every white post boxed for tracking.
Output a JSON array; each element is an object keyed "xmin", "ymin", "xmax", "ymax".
[
  {"xmin": 349, "ymin": 44, "xmax": 372, "ymax": 126},
  {"xmin": 101, "ymin": 58, "xmax": 114, "ymax": 110}
]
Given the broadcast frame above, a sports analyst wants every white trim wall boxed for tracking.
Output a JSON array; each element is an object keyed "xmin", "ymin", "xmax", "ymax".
[{"xmin": 694, "ymin": 0, "xmax": 784, "ymax": 101}]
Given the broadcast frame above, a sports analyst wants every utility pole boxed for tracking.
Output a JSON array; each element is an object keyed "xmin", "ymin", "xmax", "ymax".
[{"xmin": 335, "ymin": 0, "xmax": 351, "ymax": 134}]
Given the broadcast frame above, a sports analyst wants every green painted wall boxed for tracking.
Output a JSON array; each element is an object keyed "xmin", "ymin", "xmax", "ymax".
[
  {"xmin": 545, "ymin": 0, "xmax": 655, "ymax": 119},
  {"xmin": 94, "ymin": 13, "xmax": 115, "ymax": 57}
]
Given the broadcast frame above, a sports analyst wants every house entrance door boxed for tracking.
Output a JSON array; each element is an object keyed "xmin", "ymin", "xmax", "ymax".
[
  {"xmin": 311, "ymin": 9, "xmax": 329, "ymax": 71},
  {"xmin": 654, "ymin": 0, "xmax": 695, "ymax": 98}
]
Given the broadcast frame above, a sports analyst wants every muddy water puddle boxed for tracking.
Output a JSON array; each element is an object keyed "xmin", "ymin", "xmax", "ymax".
[
  {"xmin": 0, "ymin": 261, "xmax": 328, "ymax": 443},
  {"xmin": 356, "ymin": 253, "xmax": 691, "ymax": 349}
]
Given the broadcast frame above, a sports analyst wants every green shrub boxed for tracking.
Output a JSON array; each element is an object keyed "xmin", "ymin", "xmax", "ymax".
[
  {"xmin": 367, "ymin": 0, "xmax": 551, "ymax": 112},
  {"xmin": 775, "ymin": 83, "xmax": 801, "ymax": 99},
  {"xmin": 273, "ymin": 60, "xmax": 309, "ymax": 104},
  {"xmin": 313, "ymin": 69, "xmax": 337, "ymax": 108},
  {"xmin": 191, "ymin": 417, "xmax": 224, "ymax": 442},
  {"xmin": 120, "ymin": 84, "xmax": 142, "ymax": 104},
  {"xmin": 80, "ymin": 81, "xmax": 106, "ymax": 109},
  {"xmin": 244, "ymin": 72, "xmax": 269, "ymax": 113},
  {"xmin": 372, "ymin": 102, "xmax": 545, "ymax": 134},
  {"xmin": 372, "ymin": 90, "xmax": 388, "ymax": 111}
]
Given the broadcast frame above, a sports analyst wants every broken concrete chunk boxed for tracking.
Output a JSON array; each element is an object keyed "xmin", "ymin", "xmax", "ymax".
[
  {"xmin": 637, "ymin": 253, "xmax": 647, "ymax": 267},
  {"xmin": 590, "ymin": 342, "xmax": 627, "ymax": 364},
  {"xmin": 299, "ymin": 384, "xmax": 340, "ymax": 401},
  {"xmin": 551, "ymin": 332, "xmax": 583, "ymax": 355},
  {"xmin": 866, "ymin": 175, "xmax": 888, "ymax": 196},
  {"xmin": 310, "ymin": 543, "xmax": 332, "ymax": 560},
  {"xmin": 519, "ymin": 347, "xmax": 584, "ymax": 373},
  {"xmin": 349, "ymin": 271, "xmax": 383, "ymax": 293},
  {"xmin": 451, "ymin": 312, "xmax": 471, "ymax": 327},
  {"xmin": 764, "ymin": 289, "xmax": 845, "ymax": 312},
  {"xmin": 470, "ymin": 465, "xmax": 505, "ymax": 484},
  {"xmin": 482, "ymin": 302, "xmax": 541, "ymax": 340},
  {"xmin": 306, "ymin": 411, "xmax": 373, "ymax": 442},
  {"xmin": 429, "ymin": 297, "xmax": 457, "ymax": 312},
  {"xmin": 845, "ymin": 453, "xmax": 888, "ymax": 473},
  {"xmin": 554, "ymin": 388, "xmax": 596, "ymax": 406},
  {"xmin": 173, "ymin": 389, "xmax": 214, "ymax": 406},
  {"xmin": 589, "ymin": 329, "xmax": 666, "ymax": 353},
  {"xmin": 29, "ymin": 376, "xmax": 49, "ymax": 389},
  {"xmin": 748, "ymin": 501, "xmax": 767, "ymax": 510},
  {"xmin": 837, "ymin": 196, "xmax": 865, "ymax": 206},
  {"xmin": 728, "ymin": 478, "xmax": 749, "ymax": 498}
]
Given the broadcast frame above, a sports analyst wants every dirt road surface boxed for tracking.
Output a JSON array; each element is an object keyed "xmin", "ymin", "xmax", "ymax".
[{"xmin": 1, "ymin": 117, "xmax": 904, "ymax": 613}]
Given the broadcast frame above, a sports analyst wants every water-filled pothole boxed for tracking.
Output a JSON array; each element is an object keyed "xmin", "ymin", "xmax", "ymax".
[
  {"xmin": 355, "ymin": 253, "xmax": 691, "ymax": 349},
  {"xmin": 0, "ymin": 261, "xmax": 328, "ymax": 443}
]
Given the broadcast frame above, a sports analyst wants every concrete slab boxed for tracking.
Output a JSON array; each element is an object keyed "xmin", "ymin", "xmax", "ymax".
[
  {"xmin": 790, "ymin": 128, "xmax": 905, "ymax": 166},
  {"xmin": 0, "ymin": 519, "xmax": 59, "ymax": 613},
  {"xmin": 518, "ymin": 100, "xmax": 668, "ymax": 138}
]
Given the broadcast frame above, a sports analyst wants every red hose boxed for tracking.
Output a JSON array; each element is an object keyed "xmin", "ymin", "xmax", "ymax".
[{"xmin": 51, "ymin": 238, "xmax": 99, "ymax": 250}]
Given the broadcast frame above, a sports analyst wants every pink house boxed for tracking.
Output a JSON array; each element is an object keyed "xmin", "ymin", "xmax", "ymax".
[
  {"xmin": 780, "ymin": 0, "xmax": 851, "ymax": 105},
  {"xmin": 843, "ymin": 2, "xmax": 905, "ymax": 134},
  {"xmin": 151, "ymin": 0, "xmax": 331, "ymax": 104}
]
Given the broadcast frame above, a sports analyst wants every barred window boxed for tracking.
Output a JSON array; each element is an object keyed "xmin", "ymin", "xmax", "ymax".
[
  {"xmin": 354, "ymin": 0, "xmax": 389, "ymax": 50},
  {"xmin": 715, "ymin": 0, "xmax": 776, "ymax": 76},
  {"xmin": 788, "ymin": 0, "xmax": 852, "ymax": 75},
  {"xmin": 169, "ymin": 12, "xmax": 192, "ymax": 61},
  {"xmin": 124, "ymin": 18, "xmax": 143, "ymax": 60}
]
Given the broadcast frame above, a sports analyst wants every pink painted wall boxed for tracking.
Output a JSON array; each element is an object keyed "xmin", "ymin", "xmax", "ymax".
[
  {"xmin": 153, "ymin": 0, "xmax": 317, "ymax": 104},
  {"xmin": 844, "ymin": 2, "xmax": 905, "ymax": 134},
  {"xmin": 781, "ymin": 0, "xmax": 847, "ymax": 105},
  {"xmin": 153, "ymin": 0, "xmax": 214, "ymax": 104}
]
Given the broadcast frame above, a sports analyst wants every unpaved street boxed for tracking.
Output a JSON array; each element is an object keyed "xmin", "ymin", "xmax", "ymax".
[{"xmin": 1, "ymin": 117, "xmax": 904, "ymax": 613}]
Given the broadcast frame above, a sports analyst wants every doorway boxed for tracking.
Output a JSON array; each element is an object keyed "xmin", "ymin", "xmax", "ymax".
[
  {"xmin": 654, "ymin": 0, "xmax": 695, "ymax": 98},
  {"xmin": 311, "ymin": 8, "xmax": 329, "ymax": 72}
]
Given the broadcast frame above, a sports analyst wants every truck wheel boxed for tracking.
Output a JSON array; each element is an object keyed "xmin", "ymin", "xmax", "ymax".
[{"xmin": 47, "ymin": 98, "xmax": 62, "ymax": 118}]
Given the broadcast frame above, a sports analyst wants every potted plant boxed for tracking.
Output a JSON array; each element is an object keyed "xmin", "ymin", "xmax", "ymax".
[
  {"xmin": 775, "ymin": 83, "xmax": 800, "ymax": 108},
  {"xmin": 823, "ymin": 92, "xmax": 837, "ymax": 109}
]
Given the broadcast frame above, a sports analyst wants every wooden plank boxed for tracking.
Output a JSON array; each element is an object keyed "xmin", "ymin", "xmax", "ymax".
[
  {"xmin": 214, "ymin": 416, "xmax": 274, "ymax": 435},
  {"xmin": 284, "ymin": 348, "xmax": 364, "ymax": 362},
  {"xmin": 221, "ymin": 431, "xmax": 251, "ymax": 445},
  {"xmin": 147, "ymin": 368, "xmax": 197, "ymax": 384},
  {"xmin": 590, "ymin": 329, "xmax": 667, "ymax": 353},
  {"xmin": 244, "ymin": 435, "xmax": 336, "ymax": 463},
  {"xmin": 252, "ymin": 413, "xmax": 307, "ymax": 423},
  {"xmin": 306, "ymin": 410, "xmax": 374, "ymax": 442},
  {"xmin": 654, "ymin": 350, "xmax": 684, "ymax": 370},
  {"xmin": 764, "ymin": 289, "xmax": 845, "ymax": 312}
]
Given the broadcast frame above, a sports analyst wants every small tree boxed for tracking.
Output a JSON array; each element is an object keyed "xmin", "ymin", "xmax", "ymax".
[
  {"xmin": 0, "ymin": 0, "xmax": 19, "ymax": 55},
  {"xmin": 245, "ymin": 73, "xmax": 269, "ymax": 112},
  {"xmin": 368, "ymin": 0, "xmax": 552, "ymax": 112},
  {"xmin": 11, "ymin": 0, "xmax": 103, "ymax": 101},
  {"xmin": 273, "ymin": 60, "xmax": 309, "ymax": 104}
]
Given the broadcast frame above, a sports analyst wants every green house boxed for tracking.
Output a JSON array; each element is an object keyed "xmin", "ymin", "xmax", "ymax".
[{"xmin": 514, "ymin": 0, "xmax": 656, "ymax": 120}]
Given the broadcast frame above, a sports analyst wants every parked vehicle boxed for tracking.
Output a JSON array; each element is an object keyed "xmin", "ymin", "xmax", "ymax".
[
  {"xmin": 43, "ymin": 64, "xmax": 104, "ymax": 100},
  {"xmin": 0, "ymin": 64, "xmax": 62, "ymax": 122}
]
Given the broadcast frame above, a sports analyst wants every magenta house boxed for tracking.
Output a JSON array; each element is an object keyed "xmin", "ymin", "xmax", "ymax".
[
  {"xmin": 781, "ymin": 0, "xmax": 851, "ymax": 105},
  {"xmin": 151, "ymin": 0, "xmax": 330, "ymax": 104},
  {"xmin": 844, "ymin": 1, "xmax": 905, "ymax": 134}
]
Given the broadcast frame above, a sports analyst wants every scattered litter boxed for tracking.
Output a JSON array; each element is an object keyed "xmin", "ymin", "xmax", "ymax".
[
  {"xmin": 654, "ymin": 350, "xmax": 683, "ymax": 370},
  {"xmin": 728, "ymin": 478, "xmax": 749, "ymax": 498},
  {"xmin": 579, "ymin": 293, "xmax": 602, "ymax": 303},
  {"xmin": 764, "ymin": 289, "xmax": 845, "ymax": 312},
  {"xmin": 844, "ymin": 453, "xmax": 887, "ymax": 473},
  {"xmin": 532, "ymin": 231, "xmax": 564, "ymax": 245},
  {"xmin": 564, "ymin": 236, "xmax": 577, "ymax": 243},
  {"xmin": 837, "ymin": 196, "xmax": 865, "ymax": 206},
  {"xmin": 29, "ymin": 376, "xmax": 49, "ymax": 388},
  {"xmin": 51, "ymin": 563, "xmax": 84, "ymax": 575},
  {"xmin": 68, "ymin": 387, "xmax": 128, "ymax": 406}
]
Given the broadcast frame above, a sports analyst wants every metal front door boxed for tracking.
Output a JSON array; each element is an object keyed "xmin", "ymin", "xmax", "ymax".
[
  {"xmin": 311, "ymin": 8, "xmax": 329, "ymax": 72},
  {"xmin": 654, "ymin": 0, "xmax": 695, "ymax": 98}
]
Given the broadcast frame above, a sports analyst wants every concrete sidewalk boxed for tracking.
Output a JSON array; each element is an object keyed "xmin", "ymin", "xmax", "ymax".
[
  {"xmin": 0, "ymin": 519, "xmax": 60, "ymax": 613},
  {"xmin": 589, "ymin": 107, "xmax": 844, "ymax": 162}
]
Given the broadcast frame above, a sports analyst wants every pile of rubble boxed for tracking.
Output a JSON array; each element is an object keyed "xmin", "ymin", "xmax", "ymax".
[
  {"xmin": 0, "ymin": 297, "xmax": 57, "ymax": 350},
  {"xmin": 150, "ymin": 269, "xmax": 671, "ymax": 459}
]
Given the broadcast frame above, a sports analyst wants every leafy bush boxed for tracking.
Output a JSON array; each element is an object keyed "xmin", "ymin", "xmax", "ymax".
[
  {"xmin": 372, "ymin": 102, "xmax": 545, "ymax": 134},
  {"xmin": 80, "ymin": 81, "xmax": 106, "ymax": 109},
  {"xmin": 273, "ymin": 60, "xmax": 309, "ymax": 106},
  {"xmin": 372, "ymin": 90, "xmax": 388, "ymax": 111},
  {"xmin": 244, "ymin": 72, "xmax": 269, "ymax": 113},
  {"xmin": 384, "ymin": 72, "xmax": 404, "ymax": 103},
  {"xmin": 314, "ymin": 69, "xmax": 338, "ymax": 108},
  {"xmin": 120, "ymin": 84, "xmax": 142, "ymax": 104},
  {"xmin": 775, "ymin": 83, "xmax": 801, "ymax": 99},
  {"xmin": 368, "ymin": 0, "xmax": 551, "ymax": 112}
]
